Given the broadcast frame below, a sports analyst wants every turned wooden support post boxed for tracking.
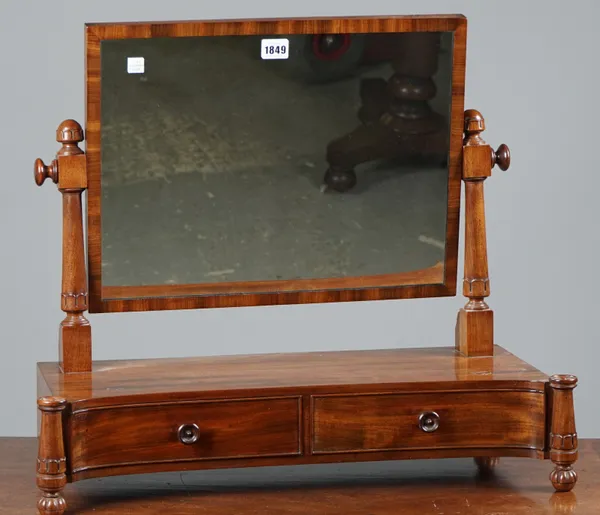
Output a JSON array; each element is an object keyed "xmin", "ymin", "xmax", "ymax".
[
  {"xmin": 37, "ymin": 397, "xmax": 68, "ymax": 515},
  {"xmin": 35, "ymin": 120, "xmax": 91, "ymax": 373},
  {"xmin": 549, "ymin": 374, "xmax": 578, "ymax": 492},
  {"xmin": 455, "ymin": 110, "xmax": 510, "ymax": 357}
]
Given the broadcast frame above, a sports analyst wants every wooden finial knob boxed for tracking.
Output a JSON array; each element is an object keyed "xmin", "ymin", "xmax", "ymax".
[
  {"xmin": 56, "ymin": 119, "xmax": 84, "ymax": 157},
  {"xmin": 492, "ymin": 144, "xmax": 511, "ymax": 171},
  {"xmin": 34, "ymin": 158, "xmax": 58, "ymax": 186},
  {"xmin": 550, "ymin": 374, "xmax": 578, "ymax": 390},
  {"xmin": 37, "ymin": 397, "xmax": 68, "ymax": 411},
  {"xmin": 464, "ymin": 109, "xmax": 485, "ymax": 134},
  {"xmin": 56, "ymin": 120, "xmax": 83, "ymax": 144}
]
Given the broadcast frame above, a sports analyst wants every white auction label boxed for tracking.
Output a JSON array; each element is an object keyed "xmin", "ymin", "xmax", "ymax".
[
  {"xmin": 260, "ymin": 38, "xmax": 289, "ymax": 60},
  {"xmin": 127, "ymin": 57, "xmax": 145, "ymax": 74}
]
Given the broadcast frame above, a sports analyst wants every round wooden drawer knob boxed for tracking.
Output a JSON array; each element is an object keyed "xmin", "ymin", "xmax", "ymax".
[
  {"xmin": 418, "ymin": 411, "xmax": 440, "ymax": 433},
  {"xmin": 178, "ymin": 423, "xmax": 200, "ymax": 445}
]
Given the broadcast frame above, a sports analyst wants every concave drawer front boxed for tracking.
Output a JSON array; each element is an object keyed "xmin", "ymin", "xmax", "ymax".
[
  {"xmin": 70, "ymin": 397, "xmax": 301, "ymax": 471},
  {"xmin": 312, "ymin": 391, "xmax": 545, "ymax": 454}
]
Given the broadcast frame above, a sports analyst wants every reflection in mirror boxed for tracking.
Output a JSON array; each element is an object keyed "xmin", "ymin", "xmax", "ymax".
[{"xmin": 100, "ymin": 32, "xmax": 454, "ymax": 287}]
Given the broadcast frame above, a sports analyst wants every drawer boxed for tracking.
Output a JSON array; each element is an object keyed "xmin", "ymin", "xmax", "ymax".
[
  {"xmin": 70, "ymin": 397, "xmax": 301, "ymax": 471},
  {"xmin": 312, "ymin": 391, "xmax": 545, "ymax": 454}
]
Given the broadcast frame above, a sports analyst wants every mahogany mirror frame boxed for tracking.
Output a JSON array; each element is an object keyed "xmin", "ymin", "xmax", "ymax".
[{"xmin": 85, "ymin": 15, "xmax": 467, "ymax": 314}]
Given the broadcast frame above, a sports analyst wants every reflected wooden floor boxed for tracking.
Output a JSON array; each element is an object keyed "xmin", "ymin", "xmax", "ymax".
[{"xmin": 2, "ymin": 438, "xmax": 598, "ymax": 514}]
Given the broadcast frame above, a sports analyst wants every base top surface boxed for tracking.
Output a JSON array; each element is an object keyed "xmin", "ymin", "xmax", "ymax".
[{"xmin": 38, "ymin": 345, "xmax": 548, "ymax": 408}]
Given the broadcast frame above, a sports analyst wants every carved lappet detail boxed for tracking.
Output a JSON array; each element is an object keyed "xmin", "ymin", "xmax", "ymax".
[
  {"xmin": 549, "ymin": 375, "xmax": 578, "ymax": 492},
  {"xmin": 35, "ymin": 120, "xmax": 91, "ymax": 373},
  {"xmin": 61, "ymin": 292, "xmax": 89, "ymax": 311},
  {"xmin": 37, "ymin": 457, "xmax": 67, "ymax": 475},
  {"xmin": 56, "ymin": 122, "xmax": 84, "ymax": 155},
  {"xmin": 549, "ymin": 432, "xmax": 578, "ymax": 451},
  {"xmin": 37, "ymin": 397, "xmax": 68, "ymax": 515},
  {"xmin": 463, "ymin": 277, "xmax": 490, "ymax": 295}
]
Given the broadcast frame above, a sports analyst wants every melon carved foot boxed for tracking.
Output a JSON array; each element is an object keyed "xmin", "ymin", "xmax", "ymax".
[
  {"xmin": 37, "ymin": 397, "xmax": 68, "ymax": 515},
  {"xmin": 549, "ymin": 375, "xmax": 578, "ymax": 493}
]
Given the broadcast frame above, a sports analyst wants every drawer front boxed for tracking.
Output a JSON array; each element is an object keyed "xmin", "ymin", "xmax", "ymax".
[
  {"xmin": 312, "ymin": 391, "xmax": 545, "ymax": 454},
  {"xmin": 71, "ymin": 397, "xmax": 301, "ymax": 471}
]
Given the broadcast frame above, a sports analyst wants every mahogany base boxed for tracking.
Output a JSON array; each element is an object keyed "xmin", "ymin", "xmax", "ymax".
[{"xmin": 36, "ymin": 345, "xmax": 578, "ymax": 512}]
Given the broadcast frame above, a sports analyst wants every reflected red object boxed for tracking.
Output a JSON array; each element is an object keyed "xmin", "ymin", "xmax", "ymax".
[
  {"xmin": 311, "ymin": 33, "xmax": 409, "ymax": 65},
  {"xmin": 311, "ymin": 34, "xmax": 352, "ymax": 60}
]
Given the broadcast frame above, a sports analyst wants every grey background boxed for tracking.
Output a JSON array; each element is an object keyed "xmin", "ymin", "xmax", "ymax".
[{"xmin": 0, "ymin": 0, "xmax": 598, "ymax": 437}]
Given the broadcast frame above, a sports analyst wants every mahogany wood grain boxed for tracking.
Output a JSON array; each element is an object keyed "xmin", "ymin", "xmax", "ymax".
[
  {"xmin": 70, "ymin": 397, "xmax": 302, "ymax": 474},
  {"xmin": 71, "ymin": 446, "xmax": 544, "ymax": 483},
  {"xmin": 37, "ymin": 346, "xmax": 548, "ymax": 410},
  {"xmin": 455, "ymin": 110, "xmax": 510, "ymax": 357},
  {"xmin": 85, "ymin": 15, "xmax": 466, "ymax": 313},
  {"xmin": 5, "ymin": 438, "xmax": 599, "ymax": 514},
  {"xmin": 34, "ymin": 346, "xmax": 564, "ymax": 489},
  {"xmin": 34, "ymin": 345, "xmax": 561, "ymax": 487},
  {"xmin": 58, "ymin": 187, "xmax": 91, "ymax": 373},
  {"xmin": 35, "ymin": 121, "xmax": 92, "ymax": 373},
  {"xmin": 312, "ymin": 391, "xmax": 545, "ymax": 454},
  {"xmin": 36, "ymin": 398, "xmax": 68, "ymax": 515},
  {"xmin": 31, "ymin": 14, "xmax": 581, "ymax": 508},
  {"xmin": 101, "ymin": 262, "xmax": 444, "ymax": 304},
  {"xmin": 549, "ymin": 375, "xmax": 578, "ymax": 491}
]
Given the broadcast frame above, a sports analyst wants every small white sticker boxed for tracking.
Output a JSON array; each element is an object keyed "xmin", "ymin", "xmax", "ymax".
[
  {"xmin": 127, "ymin": 57, "xmax": 145, "ymax": 74},
  {"xmin": 261, "ymin": 38, "xmax": 289, "ymax": 60}
]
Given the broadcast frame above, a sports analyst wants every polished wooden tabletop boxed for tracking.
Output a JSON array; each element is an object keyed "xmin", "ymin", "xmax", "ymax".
[
  {"xmin": 1, "ymin": 438, "xmax": 598, "ymax": 514},
  {"xmin": 38, "ymin": 346, "xmax": 548, "ymax": 406}
]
